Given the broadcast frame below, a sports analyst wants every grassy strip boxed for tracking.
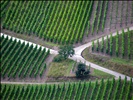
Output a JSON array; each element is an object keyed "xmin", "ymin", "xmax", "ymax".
[{"xmin": 82, "ymin": 47, "xmax": 133, "ymax": 77}]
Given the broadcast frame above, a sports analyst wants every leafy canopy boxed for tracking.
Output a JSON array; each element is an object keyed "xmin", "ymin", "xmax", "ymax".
[{"xmin": 58, "ymin": 45, "xmax": 75, "ymax": 59}]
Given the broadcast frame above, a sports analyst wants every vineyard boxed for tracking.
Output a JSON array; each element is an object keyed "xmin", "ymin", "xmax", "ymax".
[
  {"xmin": 1, "ymin": 77, "xmax": 133, "ymax": 100},
  {"xmin": 87, "ymin": 1, "xmax": 133, "ymax": 38},
  {"xmin": 1, "ymin": 1, "xmax": 133, "ymax": 99},
  {"xmin": 0, "ymin": 35, "xmax": 50, "ymax": 79},
  {"xmin": 1, "ymin": 1, "xmax": 133, "ymax": 44},
  {"xmin": 92, "ymin": 28, "xmax": 133, "ymax": 59},
  {"xmin": 1, "ymin": 1, "xmax": 93, "ymax": 44}
]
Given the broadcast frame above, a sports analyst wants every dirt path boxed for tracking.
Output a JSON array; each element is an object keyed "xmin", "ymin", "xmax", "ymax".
[
  {"xmin": 69, "ymin": 55, "xmax": 132, "ymax": 81},
  {"xmin": 1, "ymin": 81, "xmax": 62, "ymax": 85},
  {"xmin": 1, "ymin": 78, "xmax": 114, "ymax": 85},
  {"xmin": 74, "ymin": 26, "xmax": 133, "ymax": 56},
  {"xmin": 1, "ymin": 26, "xmax": 133, "ymax": 84},
  {"xmin": 1, "ymin": 33, "xmax": 58, "ymax": 55}
]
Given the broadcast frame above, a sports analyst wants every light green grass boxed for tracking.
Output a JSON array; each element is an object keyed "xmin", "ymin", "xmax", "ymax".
[
  {"xmin": 3, "ymin": 31, "xmax": 60, "ymax": 49},
  {"xmin": 82, "ymin": 47, "xmax": 133, "ymax": 77},
  {"xmin": 110, "ymin": 57, "xmax": 133, "ymax": 67},
  {"xmin": 91, "ymin": 69, "xmax": 114, "ymax": 78},
  {"xmin": 47, "ymin": 59, "xmax": 74, "ymax": 77},
  {"xmin": 47, "ymin": 58, "xmax": 114, "ymax": 78}
]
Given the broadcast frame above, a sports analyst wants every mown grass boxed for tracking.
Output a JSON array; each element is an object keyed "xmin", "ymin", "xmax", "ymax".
[
  {"xmin": 110, "ymin": 57, "xmax": 133, "ymax": 67},
  {"xmin": 47, "ymin": 57, "xmax": 114, "ymax": 78},
  {"xmin": 91, "ymin": 69, "xmax": 114, "ymax": 78},
  {"xmin": 47, "ymin": 59, "xmax": 74, "ymax": 77},
  {"xmin": 2, "ymin": 30, "xmax": 60, "ymax": 49}
]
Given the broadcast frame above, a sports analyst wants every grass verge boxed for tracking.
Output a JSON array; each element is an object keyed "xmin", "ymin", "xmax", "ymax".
[
  {"xmin": 47, "ymin": 56, "xmax": 114, "ymax": 79},
  {"xmin": 91, "ymin": 69, "xmax": 114, "ymax": 78},
  {"xmin": 2, "ymin": 29, "xmax": 60, "ymax": 49},
  {"xmin": 47, "ymin": 59, "xmax": 74, "ymax": 77},
  {"xmin": 82, "ymin": 47, "xmax": 133, "ymax": 77}
]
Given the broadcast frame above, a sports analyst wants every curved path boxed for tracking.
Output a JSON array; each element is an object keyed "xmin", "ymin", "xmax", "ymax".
[
  {"xmin": 74, "ymin": 27, "xmax": 133, "ymax": 56},
  {"xmin": 72, "ymin": 27, "xmax": 133, "ymax": 81},
  {"xmin": 1, "ymin": 26, "xmax": 133, "ymax": 84}
]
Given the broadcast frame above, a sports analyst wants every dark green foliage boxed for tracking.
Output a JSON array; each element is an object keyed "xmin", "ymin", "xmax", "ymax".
[
  {"xmin": 58, "ymin": 45, "xmax": 75, "ymax": 59},
  {"xmin": 1, "ymin": 78, "xmax": 133, "ymax": 100},
  {"xmin": 119, "ymin": 76, "xmax": 127, "ymax": 100},
  {"xmin": 122, "ymin": 29, "xmax": 125, "ymax": 57},
  {"xmin": 92, "ymin": 40, "xmax": 94, "ymax": 51},
  {"xmin": 1, "ymin": 1, "xmax": 94, "ymax": 44},
  {"xmin": 1, "ymin": 36, "xmax": 49, "ymax": 78},
  {"xmin": 101, "ymin": 36, "xmax": 104, "ymax": 52},
  {"xmin": 110, "ymin": 33, "xmax": 113, "ymax": 56},
  {"xmin": 91, "ymin": 28, "xmax": 132, "ymax": 60},
  {"xmin": 88, "ymin": 21, "xmax": 90, "ymax": 31},
  {"xmin": 95, "ymin": 78, "xmax": 104, "ymax": 100},
  {"xmin": 125, "ymin": 78, "xmax": 133, "ymax": 100},
  {"xmin": 115, "ymin": 31, "xmax": 119, "ymax": 57},
  {"xmin": 91, "ymin": 1, "xmax": 99, "ymax": 35},
  {"xmin": 96, "ymin": 39, "xmax": 99, "ymax": 52},
  {"xmin": 106, "ymin": 35, "xmax": 109, "ymax": 53},
  {"xmin": 127, "ymin": 28, "xmax": 131, "ymax": 59},
  {"xmin": 96, "ymin": 1, "xmax": 103, "ymax": 34},
  {"xmin": 102, "ymin": 1, "xmax": 108, "ymax": 32},
  {"xmin": 39, "ymin": 64, "xmax": 46, "ymax": 77},
  {"xmin": 113, "ymin": 76, "xmax": 121, "ymax": 100},
  {"xmin": 75, "ymin": 63, "xmax": 90, "ymax": 78},
  {"xmin": 53, "ymin": 55, "xmax": 63, "ymax": 62}
]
